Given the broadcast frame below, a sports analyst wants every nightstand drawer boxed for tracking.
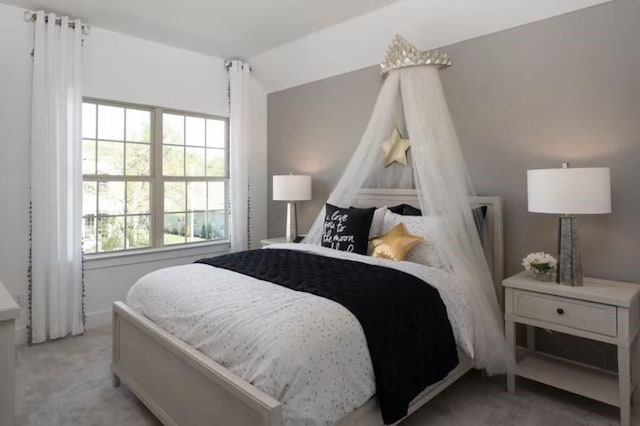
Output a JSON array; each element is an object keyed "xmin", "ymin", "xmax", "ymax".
[{"xmin": 513, "ymin": 290, "xmax": 617, "ymax": 337}]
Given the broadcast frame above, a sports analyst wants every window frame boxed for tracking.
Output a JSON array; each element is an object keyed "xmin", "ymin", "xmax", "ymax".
[{"xmin": 82, "ymin": 97, "xmax": 230, "ymax": 258}]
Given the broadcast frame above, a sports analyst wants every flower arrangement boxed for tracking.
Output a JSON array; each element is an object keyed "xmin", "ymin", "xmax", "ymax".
[{"xmin": 522, "ymin": 252, "xmax": 557, "ymax": 281}]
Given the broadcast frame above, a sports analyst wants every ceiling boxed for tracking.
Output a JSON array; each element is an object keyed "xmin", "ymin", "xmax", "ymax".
[{"xmin": 1, "ymin": 0, "xmax": 402, "ymax": 58}]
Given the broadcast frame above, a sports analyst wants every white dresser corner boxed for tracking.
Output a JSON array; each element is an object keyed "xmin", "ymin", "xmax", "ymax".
[{"xmin": 0, "ymin": 280, "xmax": 19, "ymax": 426}]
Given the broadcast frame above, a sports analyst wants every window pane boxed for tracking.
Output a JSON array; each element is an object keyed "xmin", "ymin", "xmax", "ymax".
[
  {"xmin": 126, "ymin": 182, "xmax": 150, "ymax": 215},
  {"xmin": 82, "ymin": 103, "xmax": 96, "ymax": 139},
  {"xmin": 83, "ymin": 181, "xmax": 97, "ymax": 217},
  {"xmin": 186, "ymin": 116, "xmax": 205, "ymax": 147},
  {"xmin": 126, "ymin": 143, "xmax": 150, "ymax": 176},
  {"xmin": 126, "ymin": 215, "xmax": 150, "ymax": 249},
  {"xmin": 207, "ymin": 182, "xmax": 225, "ymax": 210},
  {"xmin": 206, "ymin": 149, "xmax": 225, "ymax": 177},
  {"xmin": 187, "ymin": 181, "xmax": 206, "ymax": 211},
  {"xmin": 82, "ymin": 216, "xmax": 97, "ymax": 253},
  {"xmin": 185, "ymin": 147, "xmax": 205, "ymax": 176},
  {"xmin": 164, "ymin": 213, "xmax": 186, "ymax": 245},
  {"xmin": 164, "ymin": 182, "xmax": 185, "ymax": 212},
  {"xmin": 207, "ymin": 210, "xmax": 226, "ymax": 239},
  {"xmin": 97, "ymin": 141, "xmax": 124, "ymax": 175},
  {"xmin": 98, "ymin": 181, "xmax": 125, "ymax": 215},
  {"xmin": 98, "ymin": 105, "xmax": 125, "ymax": 141},
  {"xmin": 206, "ymin": 119, "xmax": 226, "ymax": 148},
  {"xmin": 82, "ymin": 139, "xmax": 96, "ymax": 175},
  {"xmin": 126, "ymin": 109, "xmax": 151, "ymax": 143},
  {"xmin": 163, "ymin": 113, "xmax": 184, "ymax": 145},
  {"xmin": 98, "ymin": 216, "xmax": 125, "ymax": 252},
  {"xmin": 163, "ymin": 146, "xmax": 184, "ymax": 176},
  {"xmin": 192, "ymin": 211, "xmax": 209, "ymax": 240},
  {"xmin": 186, "ymin": 212, "xmax": 207, "ymax": 242},
  {"xmin": 83, "ymin": 101, "xmax": 230, "ymax": 252}
]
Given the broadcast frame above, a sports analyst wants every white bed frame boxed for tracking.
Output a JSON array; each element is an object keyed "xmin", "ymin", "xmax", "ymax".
[{"xmin": 112, "ymin": 189, "xmax": 504, "ymax": 426}]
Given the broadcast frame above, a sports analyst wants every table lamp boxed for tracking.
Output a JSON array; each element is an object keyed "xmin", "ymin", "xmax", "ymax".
[
  {"xmin": 273, "ymin": 175, "xmax": 312, "ymax": 242},
  {"xmin": 527, "ymin": 163, "xmax": 611, "ymax": 286}
]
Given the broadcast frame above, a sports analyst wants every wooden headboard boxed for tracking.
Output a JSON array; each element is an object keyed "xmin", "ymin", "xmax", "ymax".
[{"xmin": 353, "ymin": 188, "xmax": 504, "ymax": 306}]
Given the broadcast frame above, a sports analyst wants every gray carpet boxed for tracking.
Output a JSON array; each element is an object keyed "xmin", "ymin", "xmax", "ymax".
[{"xmin": 14, "ymin": 325, "xmax": 635, "ymax": 426}]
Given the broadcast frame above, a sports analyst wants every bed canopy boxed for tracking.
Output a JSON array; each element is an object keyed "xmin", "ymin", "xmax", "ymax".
[{"xmin": 304, "ymin": 36, "xmax": 510, "ymax": 374}]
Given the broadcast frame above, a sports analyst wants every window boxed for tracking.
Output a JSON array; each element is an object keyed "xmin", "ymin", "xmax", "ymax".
[{"xmin": 82, "ymin": 100, "xmax": 228, "ymax": 254}]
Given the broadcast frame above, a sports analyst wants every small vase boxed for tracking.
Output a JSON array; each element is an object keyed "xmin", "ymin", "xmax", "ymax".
[{"xmin": 531, "ymin": 269, "xmax": 554, "ymax": 282}]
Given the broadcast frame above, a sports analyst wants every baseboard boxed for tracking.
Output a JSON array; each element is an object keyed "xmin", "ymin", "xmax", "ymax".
[
  {"xmin": 15, "ymin": 325, "xmax": 27, "ymax": 346},
  {"xmin": 85, "ymin": 308, "xmax": 112, "ymax": 329},
  {"xmin": 14, "ymin": 308, "xmax": 113, "ymax": 346}
]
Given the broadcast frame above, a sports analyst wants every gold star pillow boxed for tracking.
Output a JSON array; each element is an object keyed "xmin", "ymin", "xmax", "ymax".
[{"xmin": 370, "ymin": 223, "xmax": 423, "ymax": 261}]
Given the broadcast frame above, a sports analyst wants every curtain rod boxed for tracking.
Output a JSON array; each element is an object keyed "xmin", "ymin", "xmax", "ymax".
[
  {"xmin": 224, "ymin": 60, "xmax": 252, "ymax": 72},
  {"xmin": 24, "ymin": 11, "xmax": 91, "ymax": 35}
]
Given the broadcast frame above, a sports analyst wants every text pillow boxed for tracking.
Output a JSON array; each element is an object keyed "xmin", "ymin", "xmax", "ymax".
[
  {"xmin": 322, "ymin": 204, "xmax": 375, "ymax": 254},
  {"xmin": 350, "ymin": 206, "xmax": 388, "ymax": 239}
]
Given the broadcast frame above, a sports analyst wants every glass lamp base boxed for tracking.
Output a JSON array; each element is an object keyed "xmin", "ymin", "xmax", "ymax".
[{"xmin": 557, "ymin": 216, "xmax": 583, "ymax": 286}]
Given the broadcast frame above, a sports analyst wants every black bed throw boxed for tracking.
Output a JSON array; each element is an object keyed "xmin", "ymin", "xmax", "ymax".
[{"xmin": 196, "ymin": 249, "xmax": 459, "ymax": 424}]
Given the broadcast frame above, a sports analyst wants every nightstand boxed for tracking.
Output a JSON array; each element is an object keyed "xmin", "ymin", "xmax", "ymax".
[
  {"xmin": 504, "ymin": 271, "xmax": 640, "ymax": 426},
  {"xmin": 260, "ymin": 236, "xmax": 305, "ymax": 247},
  {"xmin": 260, "ymin": 237, "xmax": 287, "ymax": 247},
  {"xmin": 0, "ymin": 280, "xmax": 19, "ymax": 426}
]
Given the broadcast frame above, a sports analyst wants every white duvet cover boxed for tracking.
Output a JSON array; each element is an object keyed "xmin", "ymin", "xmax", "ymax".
[{"xmin": 126, "ymin": 243, "xmax": 473, "ymax": 426}]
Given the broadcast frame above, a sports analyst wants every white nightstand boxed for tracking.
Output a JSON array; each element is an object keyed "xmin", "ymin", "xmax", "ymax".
[
  {"xmin": 0, "ymin": 280, "xmax": 19, "ymax": 426},
  {"xmin": 504, "ymin": 271, "xmax": 640, "ymax": 426},
  {"xmin": 260, "ymin": 237, "xmax": 287, "ymax": 247},
  {"xmin": 260, "ymin": 236, "xmax": 306, "ymax": 247}
]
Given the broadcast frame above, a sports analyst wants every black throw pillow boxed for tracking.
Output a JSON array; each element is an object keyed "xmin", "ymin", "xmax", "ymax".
[
  {"xmin": 322, "ymin": 204, "xmax": 375, "ymax": 255},
  {"xmin": 388, "ymin": 203, "xmax": 422, "ymax": 216},
  {"xmin": 472, "ymin": 205, "xmax": 488, "ymax": 241}
]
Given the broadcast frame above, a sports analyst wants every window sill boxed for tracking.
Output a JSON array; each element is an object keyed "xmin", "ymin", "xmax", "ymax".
[{"xmin": 83, "ymin": 240, "xmax": 231, "ymax": 271}]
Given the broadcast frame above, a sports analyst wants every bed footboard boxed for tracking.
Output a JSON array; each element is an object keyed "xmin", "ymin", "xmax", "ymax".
[{"xmin": 111, "ymin": 301, "xmax": 283, "ymax": 426}]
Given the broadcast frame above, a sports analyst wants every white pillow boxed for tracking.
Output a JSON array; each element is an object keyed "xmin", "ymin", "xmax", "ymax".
[
  {"xmin": 380, "ymin": 212, "xmax": 445, "ymax": 269},
  {"xmin": 369, "ymin": 206, "xmax": 388, "ymax": 239},
  {"xmin": 365, "ymin": 207, "xmax": 388, "ymax": 255}
]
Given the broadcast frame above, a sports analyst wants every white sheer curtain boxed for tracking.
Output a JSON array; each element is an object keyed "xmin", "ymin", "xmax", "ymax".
[
  {"xmin": 30, "ymin": 11, "xmax": 84, "ymax": 343},
  {"xmin": 228, "ymin": 60, "xmax": 251, "ymax": 251},
  {"xmin": 304, "ymin": 66, "xmax": 510, "ymax": 374}
]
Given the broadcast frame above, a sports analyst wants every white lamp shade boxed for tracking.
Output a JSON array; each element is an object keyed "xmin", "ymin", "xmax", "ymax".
[
  {"xmin": 527, "ymin": 167, "xmax": 611, "ymax": 214},
  {"xmin": 273, "ymin": 175, "xmax": 312, "ymax": 201}
]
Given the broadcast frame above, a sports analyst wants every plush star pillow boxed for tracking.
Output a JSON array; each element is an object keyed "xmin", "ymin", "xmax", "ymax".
[{"xmin": 370, "ymin": 223, "xmax": 423, "ymax": 261}]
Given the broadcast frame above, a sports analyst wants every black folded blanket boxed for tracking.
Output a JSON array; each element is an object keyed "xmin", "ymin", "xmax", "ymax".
[{"xmin": 196, "ymin": 248, "xmax": 458, "ymax": 424}]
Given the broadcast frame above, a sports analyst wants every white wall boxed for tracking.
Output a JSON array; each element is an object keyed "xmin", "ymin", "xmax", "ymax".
[
  {"xmin": 249, "ymin": 77, "xmax": 268, "ymax": 249},
  {"xmin": 84, "ymin": 26, "xmax": 228, "ymax": 116},
  {"xmin": 0, "ymin": 2, "xmax": 268, "ymax": 342},
  {"xmin": 250, "ymin": 0, "xmax": 610, "ymax": 93},
  {"xmin": 0, "ymin": 3, "xmax": 34, "ymax": 320}
]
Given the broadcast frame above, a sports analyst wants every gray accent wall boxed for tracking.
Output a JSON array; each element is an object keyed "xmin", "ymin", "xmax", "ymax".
[
  {"xmin": 268, "ymin": 0, "xmax": 640, "ymax": 369},
  {"xmin": 269, "ymin": 0, "xmax": 639, "ymax": 282}
]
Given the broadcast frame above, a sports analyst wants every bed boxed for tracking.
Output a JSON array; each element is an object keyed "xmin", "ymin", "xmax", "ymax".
[{"xmin": 111, "ymin": 189, "xmax": 504, "ymax": 426}]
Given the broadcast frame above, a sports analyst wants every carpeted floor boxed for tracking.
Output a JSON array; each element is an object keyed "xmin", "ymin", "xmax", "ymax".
[{"xmin": 14, "ymin": 325, "xmax": 635, "ymax": 426}]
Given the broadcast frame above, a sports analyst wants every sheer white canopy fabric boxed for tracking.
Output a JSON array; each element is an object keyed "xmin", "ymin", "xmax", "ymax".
[
  {"xmin": 30, "ymin": 11, "xmax": 84, "ymax": 343},
  {"xmin": 229, "ymin": 60, "xmax": 251, "ymax": 251},
  {"xmin": 304, "ymin": 66, "xmax": 510, "ymax": 374}
]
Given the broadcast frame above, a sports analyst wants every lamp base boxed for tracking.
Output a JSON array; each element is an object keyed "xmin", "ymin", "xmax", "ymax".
[
  {"xmin": 285, "ymin": 202, "xmax": 298, "ymax": 243},
  {"xmin": 556, "ymin": 216, "xmax": 583, "ymax": 286}
]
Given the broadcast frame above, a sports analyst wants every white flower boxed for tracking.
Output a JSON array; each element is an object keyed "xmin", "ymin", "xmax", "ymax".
[{"xmin": 522, "ymin": 252, "xmax": 557, "ymax": 272}]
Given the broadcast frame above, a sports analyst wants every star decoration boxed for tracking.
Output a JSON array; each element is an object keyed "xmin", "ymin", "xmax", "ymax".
[
  {"xmin": 370, "ymin": 223, "xmax": 423, "ymax": 261},
  {"xmin": 382, "ymin": 128, "xmax": 411, "ymax": 167}
]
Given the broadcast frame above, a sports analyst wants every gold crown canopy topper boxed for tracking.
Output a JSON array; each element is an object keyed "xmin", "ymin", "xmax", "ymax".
[{"xmin": 380, "ymin": 35, "xmax": 452, "ymax": 77}]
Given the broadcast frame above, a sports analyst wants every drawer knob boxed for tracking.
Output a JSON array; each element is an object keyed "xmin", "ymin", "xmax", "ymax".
[{"xmin": 556, "ymin": 308, "xmax": 564, "ymax": 315}]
